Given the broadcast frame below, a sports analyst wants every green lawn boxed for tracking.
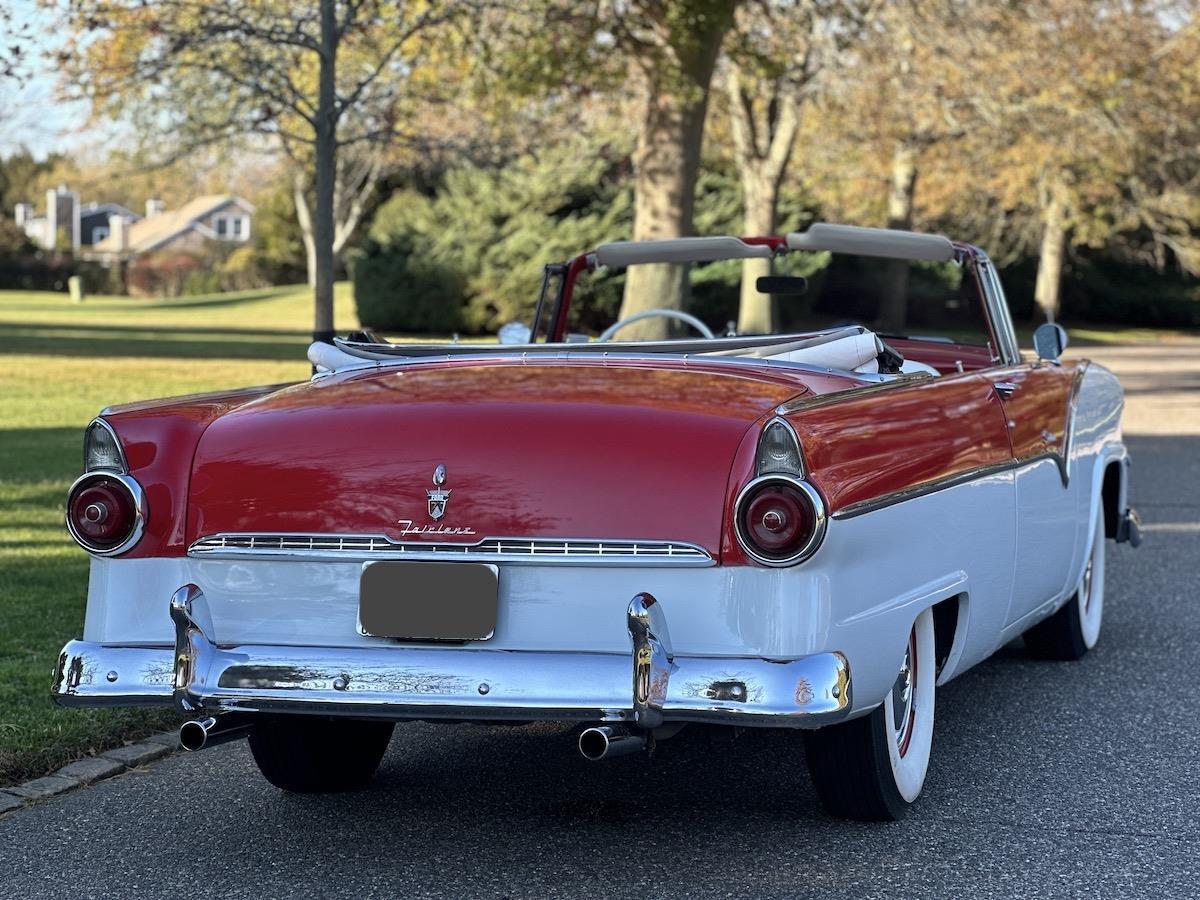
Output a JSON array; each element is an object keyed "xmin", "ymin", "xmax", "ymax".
[{"xmin": 0, "ymin": 284, "xmax": 360, "ymax": 785}]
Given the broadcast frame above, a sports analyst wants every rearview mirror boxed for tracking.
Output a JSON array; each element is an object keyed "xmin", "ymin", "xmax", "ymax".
[
  {"xmin": 1033, "ymin": 322, "xmax": 1068, "ymax": 362},
  {"xmin": 756, "ymin": 275, "xmax": 808, "ymax": 296}
]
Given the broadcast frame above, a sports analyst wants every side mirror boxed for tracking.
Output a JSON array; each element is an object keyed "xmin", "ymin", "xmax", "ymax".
[{"xmin": 1033, "ymin": 322, "xmax": 1068, "ymax": 362}]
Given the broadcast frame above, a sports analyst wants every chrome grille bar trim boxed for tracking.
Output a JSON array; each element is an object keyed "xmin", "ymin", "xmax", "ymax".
[{"xmin": 188, "ymin": 533, "xmax": 714, "ymax": 566}]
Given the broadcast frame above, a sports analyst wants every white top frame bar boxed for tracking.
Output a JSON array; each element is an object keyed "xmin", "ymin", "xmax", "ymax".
[
  {"xmin": 593, "ymin": 236, "xmax": 773, "ymax": 268},
  {"xmin": 786, "ymin": 224, "xmax": 955, "ymax": 262}
]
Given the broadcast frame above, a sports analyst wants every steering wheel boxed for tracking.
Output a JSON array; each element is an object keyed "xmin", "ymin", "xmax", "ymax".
[{"xmin": 596, "ymin": 309, "xmax": 716, "ymax": 343}]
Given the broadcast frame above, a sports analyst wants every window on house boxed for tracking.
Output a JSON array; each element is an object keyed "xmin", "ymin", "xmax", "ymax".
[
  {"xmin": 232, "ymin": 217, "xmax": 243, "ymax": 237},
  {"xmin": 92, "ymin": 226, "xmax": 109, "ymax": 243},
  {"xmin": 215, "ymin": 218, "xmax": 228, "ymax": 237}
]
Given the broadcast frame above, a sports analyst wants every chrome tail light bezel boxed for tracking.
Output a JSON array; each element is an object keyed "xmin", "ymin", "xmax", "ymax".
[
  {"xmin": 65, "ymin": 471, "xmax": 146, "ymax": 557},
  {"xmin": 733, "ymin": 474, "xmax": 828, "ymax": 567}
]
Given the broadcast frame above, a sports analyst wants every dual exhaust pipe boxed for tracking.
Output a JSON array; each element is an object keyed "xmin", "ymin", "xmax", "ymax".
[
  {"xmin": 178, "ymin": 713, "xmax": 256, "ymax": 752},
  {"xmin": 180, "ymin": 715, "xmax": 648, "ymax": 761},
  {"xmin": 577, "ymin": 725, "xmax": 647, "ymax": 761}
]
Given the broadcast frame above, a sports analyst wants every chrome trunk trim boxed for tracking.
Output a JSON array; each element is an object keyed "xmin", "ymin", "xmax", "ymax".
[{"xmin": 188, "ymin": 533, "xmax": 714, "ymax": 566}]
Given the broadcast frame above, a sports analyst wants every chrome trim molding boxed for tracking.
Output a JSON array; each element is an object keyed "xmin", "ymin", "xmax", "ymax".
[
  {"xmin": 324, "ymin": 342, "xmax": 905, "ymax": 386},
  {"xmin": 1058, "ymin": 359, "xmax": 1090, "ymax": 488},
  {"xmin": 1008, "ymin": 359, "xmax": 1088, "ymax": 488},
  {"xmin": 52, "ymin": 585, "xmax": 853, "ymax": 729},
  {"xmin": 189, "ymin": 533, "xmax": 714, "ymax": 566},
  {"xmin": 833, "ymin": 460, "xmax": 1017, "ymax": 520},
  {"xmin": 975, "ymin": 255, "xmax": 1022, "ymax": 366},
  {"xmin": 733, "ymin": 474, "xmax": 828, "ymax": 567},
  {"xmin": 831, "ymin": 455, "xmax": 1060, "ymax": 520},
  {"xmin": 65, "ymin": 471, "xmax": 147, "ymax": 557},
  {"xmin": 777, "ymin": 372, "xmax": 934, "ymax": 414},
  {"xmin": 84, "ymin": 417, "xmax": 128, "ymax": 474},
  {"xmin": 831, "ymin": 360, "xmax": 1092, "ymax": 519}
]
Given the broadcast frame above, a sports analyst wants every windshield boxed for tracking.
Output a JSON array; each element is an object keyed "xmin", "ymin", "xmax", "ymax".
[{"xmin": 542, "ymin": 251, "xmax": 994, "ymax": 352}]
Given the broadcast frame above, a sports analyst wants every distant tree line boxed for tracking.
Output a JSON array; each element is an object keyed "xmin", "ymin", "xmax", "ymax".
[{"xmin": 0, "ymin": 0, "xmax": 1196, "ymax": 334}]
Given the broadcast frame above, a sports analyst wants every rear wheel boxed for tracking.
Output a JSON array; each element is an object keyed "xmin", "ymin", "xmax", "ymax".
[
  {"xmin": 248, "ymin": 716, "xmax": 394, "ymax": 793},
  {"xmin": 803, "ymin": 607, "xmax": 936, "ymax": 821},
  {"xmin": 1024, "ymin": 513, "xmax": 1106, "ymax": 661}
]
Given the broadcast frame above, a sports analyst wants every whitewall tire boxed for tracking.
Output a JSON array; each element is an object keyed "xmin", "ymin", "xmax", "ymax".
[
  {"xmin": 803, "ymin": 607, "xmax": 937, "ymax": 820},
  {"xmin": 1024, "ymin": 512, "xmax": 1106, "ymax": 660}
]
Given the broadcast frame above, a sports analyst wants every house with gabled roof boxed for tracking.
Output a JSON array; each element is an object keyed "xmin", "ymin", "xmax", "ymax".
[{"xmin": 90, "ymin": 194, "xmax": 255, "ymax": 259}]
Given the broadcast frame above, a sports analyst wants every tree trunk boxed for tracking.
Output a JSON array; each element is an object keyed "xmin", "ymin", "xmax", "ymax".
[
  {"xmin": 879, "ymin": 142, "xmax": 919, "ymax": 334},
  {"xmin": 738, "ymin": 173, "xmax": 777, "ymax": 333},
  {"xmin": 312, "ymin": 0, "xmax": 338, "ymax": 345},
  {"xmin": 728, "ymin": 68, "xmax": 800, "ymax": 335},
  {"xmin": 293, "ymin": 173, "xmax": 318, "ymax": 288},
  {"xmin": 1034, "ymin": 191, "xmax": 1067, "ymax": 323},
  {"xmin": 617, "ymin": 5, "xmax": 734, "ymax": 341}
]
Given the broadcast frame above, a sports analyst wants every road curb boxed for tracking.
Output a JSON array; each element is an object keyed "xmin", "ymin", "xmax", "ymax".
[{"xmin": 0, "ymin": 731, "xmax": 180, "ymax": 819}]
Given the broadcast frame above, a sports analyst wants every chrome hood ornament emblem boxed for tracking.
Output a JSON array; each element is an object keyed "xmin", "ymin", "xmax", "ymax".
[{"xmin": 427, "ymin": 465, "xmax": 451, "ymax": 521}]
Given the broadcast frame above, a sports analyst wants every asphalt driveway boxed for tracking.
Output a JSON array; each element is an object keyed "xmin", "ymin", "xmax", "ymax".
[{"xmin": 2, "ymin": 341, "xmax": 1197, "ymax": 899}]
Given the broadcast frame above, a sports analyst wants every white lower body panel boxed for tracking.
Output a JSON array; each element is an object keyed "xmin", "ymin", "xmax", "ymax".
[{"xmin": 82, "ymin": 468, "xmax": 1021, "ymax": 715}]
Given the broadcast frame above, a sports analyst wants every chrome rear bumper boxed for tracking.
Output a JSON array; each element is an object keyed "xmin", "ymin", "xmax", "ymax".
[{"xmin": 52, "ymin": 585, "xmax": 851, "ymax": 729}]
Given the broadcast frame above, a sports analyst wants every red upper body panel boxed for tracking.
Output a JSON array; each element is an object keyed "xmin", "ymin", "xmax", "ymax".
[
  {"xmin": 790, "ymin": 373, "xmax": 1014, "ymax": 514},
  {"xmin": 97, "ymin": 351, "xmax": 1083, "ymax": 566},
  {"xmin": 183, "ymin": 360, "xmax": 824, "ymax": 557},
  {"xmin": 102, "ymin": 384, "xmax": 293, "ymax": 557}
]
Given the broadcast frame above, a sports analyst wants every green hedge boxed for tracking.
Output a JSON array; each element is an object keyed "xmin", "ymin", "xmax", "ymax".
[{"xmin": 353, "ymin": 229, "xmax": 467, "ymax": 333}]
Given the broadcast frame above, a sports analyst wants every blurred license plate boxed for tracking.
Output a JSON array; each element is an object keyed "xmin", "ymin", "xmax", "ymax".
[{"xmin": 358, "ymin": 561, "xmax": 498, "ymax": 641}]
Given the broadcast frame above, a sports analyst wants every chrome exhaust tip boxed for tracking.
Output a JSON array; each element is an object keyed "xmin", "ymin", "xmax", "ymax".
[
  {"xmin": 578, "ymin": 725, "xmax": 647, "ymax": 761},
  {"xmin": 179, "ymin": 714, "xmax": 255, "ymax": 752}
]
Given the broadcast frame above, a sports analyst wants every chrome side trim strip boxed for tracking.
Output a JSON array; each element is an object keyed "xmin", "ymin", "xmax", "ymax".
[
  {"xmin": 189, "ymin": 533, "xmax": 714, "ymax": 566},
  {"xmin": 831, "ymin": 460, "xmax": 1020, "ymax": 520},
  {"xmin": 830, "ymin": 447, "xmax": 1078, "ymax": 521}
]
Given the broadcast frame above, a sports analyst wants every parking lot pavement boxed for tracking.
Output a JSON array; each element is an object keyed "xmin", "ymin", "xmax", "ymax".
[{"xmin": 1, "ymin": 342, "xmax": 1197, "ymax": 899}]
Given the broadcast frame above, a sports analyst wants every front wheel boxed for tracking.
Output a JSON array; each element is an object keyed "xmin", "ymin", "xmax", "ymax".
[
  {"xmin": 248, "ymin": 716, "xmax": 395, "ymax": 793},
  {"xmin": 1023, "ymin": 512, "xmax": 1106, "ymax": 661},
  {"xmin": 803, "ymin": 607, "xmax": 937, "ymax": 821}
]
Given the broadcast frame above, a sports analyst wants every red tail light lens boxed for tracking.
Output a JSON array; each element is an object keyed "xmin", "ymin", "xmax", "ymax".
[
  {"xmin": 66, "ymin": 473, "xmax": 144, "ymax": 555},
  {"xmin": 735, "ymin": 476, "xmax": 826, "ymax": 566}
]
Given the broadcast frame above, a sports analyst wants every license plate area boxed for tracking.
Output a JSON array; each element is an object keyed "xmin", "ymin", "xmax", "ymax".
[{"xmin": 358, "ymin": 561, "xmax": 498, "ymax": 641}]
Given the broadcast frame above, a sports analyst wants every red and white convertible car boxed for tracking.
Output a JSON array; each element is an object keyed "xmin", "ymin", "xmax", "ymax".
[{"xmin": 54, "ymin": 224, "xmax": 1140, "ymax": 820}]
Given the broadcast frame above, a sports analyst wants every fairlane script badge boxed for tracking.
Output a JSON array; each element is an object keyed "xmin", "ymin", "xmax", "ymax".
[{"xmin": 394, "ymin": 464, "xmax": 477, "ymax": 537}]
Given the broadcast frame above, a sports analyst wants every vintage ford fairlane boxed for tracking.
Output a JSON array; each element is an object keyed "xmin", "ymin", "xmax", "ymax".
[{"xmin": 53, "ymin": 224, "xmax": 1141, "ymax": 820}]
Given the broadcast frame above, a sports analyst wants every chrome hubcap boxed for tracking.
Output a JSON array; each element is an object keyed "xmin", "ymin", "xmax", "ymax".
[{"xmin": 891, "ymin": 630, "xmax": 917, "ymax": 757}]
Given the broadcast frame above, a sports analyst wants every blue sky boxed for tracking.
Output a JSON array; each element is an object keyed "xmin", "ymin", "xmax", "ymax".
[{"xmin": 2, "ymin": 0, "xmax": 91, "ymax": 157}]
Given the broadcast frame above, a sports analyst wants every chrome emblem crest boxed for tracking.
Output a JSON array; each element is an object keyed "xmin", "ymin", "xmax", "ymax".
[{"xmin": 426, "ymin": 464, "xmax": 450, "ymax": 521}]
